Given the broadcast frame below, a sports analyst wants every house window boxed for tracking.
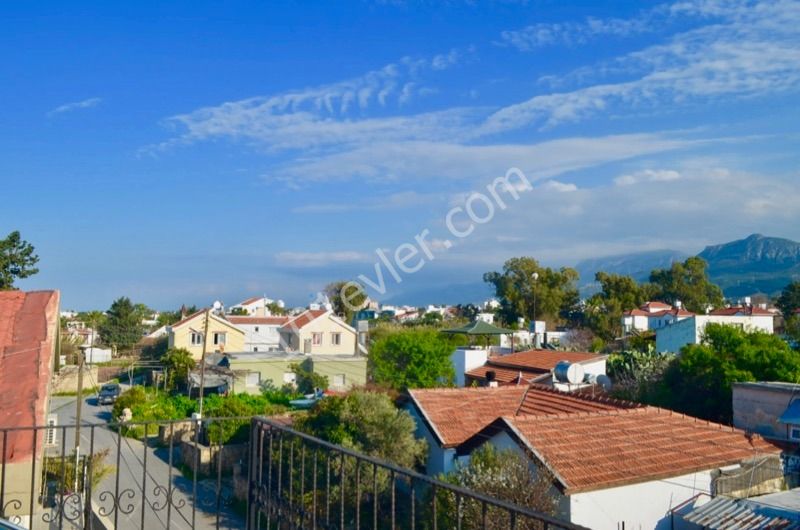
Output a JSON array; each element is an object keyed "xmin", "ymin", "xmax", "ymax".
[
  {"xmin": 333, "ymin": 374, "xmax": 346, "ymax": 388},
  {"xmin": 312, "ymin": 332, "xmax": 323, "ymax": 346},
  {"xmin": 245, "ymin": 372, "xmax": 261, "ymax": 387},
  {"xmin": 253, "ymin": 347, "xmax": 259, "ymax": 352},
  {"xmin": 791, "ymin": 427, "xmax": 800, "ymax": 441},
  {"xmin": 191, "ymin": 332, "xmax": 203, "ymax": 345},
  {"xmin": 331, "ymin": 332, "xmax": 342, "ymax": 346},
  {"xmin": 213, "ymin": 332, "xmax": 226, "ymax": 345},
  {"xmin": 283, "ymin": 372, "xmax": 297, "ymax": 385},
  {"xmin": 255, "ymin": 326, "xmax": 259, "ymax": 332}
]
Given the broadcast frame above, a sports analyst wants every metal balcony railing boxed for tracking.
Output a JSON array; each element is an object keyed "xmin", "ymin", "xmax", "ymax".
[{"xmin": 0, "ymin": 416, "xmax": 586, "ymax": 530}]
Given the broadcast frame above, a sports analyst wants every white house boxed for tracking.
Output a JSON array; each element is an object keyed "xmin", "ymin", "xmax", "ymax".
[
  {"xmin": 622, "ymin": 301, "xmax": 694, "ymax": 335},
  {"xmin": 457, "ymin": 406, "xmax": 780, "ymax": 530},
  {"xmin": 226, "ymin": 315, "xmax": 290, "ymax": 352},
  {"xmin": 229, "ymin": 296, "xmax": 284, "ymax": 317},
  {"xmin": 655, "ymin": 308, "xmax": 775, "ymax": 353}
]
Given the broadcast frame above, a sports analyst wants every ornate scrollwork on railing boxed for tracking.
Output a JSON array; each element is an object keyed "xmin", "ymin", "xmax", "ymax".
[
  {"xmin": 151, "ymin": 483, "xmax": 187, "ymax": 512},
  {"xmin": 42, "ymin": 492, "xmax": 84, "ymax": 523},
  {"xmin": 1, "ymin": 499, "xmax": 23, "ymax": 525},
  {"xmin": 97, "ymin": 488, "xmax": 136, "ymax": 516}
]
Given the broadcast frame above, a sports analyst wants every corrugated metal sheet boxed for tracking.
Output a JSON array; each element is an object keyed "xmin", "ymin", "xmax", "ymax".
[{"xmin": 683, "ymin": 496, "xmax": 800, "ymax": 530}]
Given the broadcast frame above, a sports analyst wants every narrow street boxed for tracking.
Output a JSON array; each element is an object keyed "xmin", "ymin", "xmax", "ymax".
[{"xmin": 43, "ymin": 392, "xmax": 246, "ymax": 530}]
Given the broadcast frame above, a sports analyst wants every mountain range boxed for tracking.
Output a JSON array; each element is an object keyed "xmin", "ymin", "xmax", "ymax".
[
  {"xmin": 576, "ymin": 233, "xmax": 800, "ymax": 298},
  {"xmin": 392, "ymin": 234, "xmax": 800, "ymax": 305}
]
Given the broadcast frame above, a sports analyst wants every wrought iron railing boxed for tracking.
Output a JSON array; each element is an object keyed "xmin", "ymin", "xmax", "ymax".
[
  {"xmin": 0, "ymin": 416, "xmax": 586, "ymax": 530},
  {"xmin": 247, "ymin": 416, "xmax": 585, "ymax": 530}
]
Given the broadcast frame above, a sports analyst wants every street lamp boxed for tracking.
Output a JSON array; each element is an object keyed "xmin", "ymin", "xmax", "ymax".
[{"xmin": 532, "ymin": 272, "xmax": 539, "ymax": 322}]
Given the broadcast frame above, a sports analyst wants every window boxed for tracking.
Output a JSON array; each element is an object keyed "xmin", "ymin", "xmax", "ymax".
[
  {"xmin": 312, "ymin": 332, "xmax": 323, "ymax": 346},
  {"xmin": 791, "ymin": 427, "xmax": 800, "ymax": 441},
  {"xmin": 253, "ymin": 347, "xmax": 259, "ymax": 352},
  {"xmin": 333, "ymin": 374, "xmax": 346, "ymax": 388},
  {"xmin": 255, "ymin": 326, "xmax": 259, "ymax": 332},
  {"xmin": 245, "ymin": 372, "xmax": 261, "ymax": 388},
  {"xmin": 213, "ymin": 332, "xmax": 226, "ymax": 345},
  {"xmin": 283, "ymin": 372, "xmax": 297, "ymax": 385},
  {"xmin": 191, "ymin": 332, "xmax": 203, "ymax": 345},
  {"xmin": 331, "ymin": 332, "xmax": 342, "ymax": 346}
]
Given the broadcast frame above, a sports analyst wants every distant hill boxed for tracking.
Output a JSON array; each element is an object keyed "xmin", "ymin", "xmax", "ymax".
[
  {"xmin": 575, "ymin": 249, "xmax": 689, "ymax": 296},
  {"xmin": 699, "ymin": 233, "xmax": 800, "ymax": 297}
]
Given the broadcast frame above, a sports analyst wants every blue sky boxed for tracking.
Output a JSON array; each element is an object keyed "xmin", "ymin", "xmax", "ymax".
[{"xmin": 3, "ymin": 0, "xmax": 800, "ymax": 310}]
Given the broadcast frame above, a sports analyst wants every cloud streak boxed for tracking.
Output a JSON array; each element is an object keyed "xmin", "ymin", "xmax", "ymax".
[{"xmin": 47, "ymin": 97, "xmax": 102, "ymax": 116}]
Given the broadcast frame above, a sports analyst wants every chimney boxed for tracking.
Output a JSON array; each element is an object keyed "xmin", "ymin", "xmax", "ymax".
[
  {"xmin": 486, "ymin": 370, "xmax": 498, "ymax": 388},
  {"xmin": 675, "ymin": 300, "xmax": 682, "ymax": 309}
]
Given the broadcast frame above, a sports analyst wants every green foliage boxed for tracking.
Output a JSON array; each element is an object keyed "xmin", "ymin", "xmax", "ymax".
[
  {"xmin": 607, "ymin": 348, "xmax": 674, "ymax": 402},
  {"xmin": 290, "ymin": 359, "xmax": 329, "ymax": 394},
  {"xmin": 43, "ymin": 449, "xmax": 113, "ymax": 494},
  {"xmin": 229, "ymin": 307, "xmax": 249, "ymax": 315},
  {"xmin": 777, "ymin": 281, "xmax": 800, "ymax": 318},
  {"xmin": 0, "ymin": 231, "xmax": 39, "ymax": 290},
  {"xmin": 156, "ymin": 305, "xmax": 198, "ymax": 327},
  {"xmin": 100, "ymin": 297, "xmax": 145, "ymax": 350},
  {"xmin": 266, "ymin": 302, "xmax": 285, "ymax": 316},
  {"xmin": 77, "ymin": 310, "xmax": 107, "ymax": 330},
  {"xmin": 483, "ymin": 257, "xmax": 579, "ymax": 327},
  {"xmin": 161, "ymin": 348, "xmax": 195, "ymax": 390},
  {"xmin": 438, "ymin": 444, "xmax": 557, "ymax": 528},
  {"xmin": 324, "ymin": 280, "xmax": 367, "ymax": 324},
  {"xmin": 657, "ymin": 324, "xmax": 800, "ymax": 422},
  {"xmin": 112, "ymin": 386, "xmax": 147, "ymax": 420},
  {"xmin": 584, "ymin": 272, "xmax": 658, "ymax": 341},
  {"xmin": 202, "ymin": 393, "xmax": 287, "ymax": 444},
  {"xmin": 369, "ymin": 328, "xmax": 458, "ymax": 390},
  {"xmin": 649, "ymin": 256, "xmax": 724, "ymax": 313},
  {"xmin": 297, "ymin": 390, "xmax": 426, "ymax": 468}
]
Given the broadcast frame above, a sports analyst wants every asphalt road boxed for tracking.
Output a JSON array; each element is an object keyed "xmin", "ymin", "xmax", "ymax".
[{"xmin": 41, "ymin": 391, "xmax": 246, "ymax": 530}]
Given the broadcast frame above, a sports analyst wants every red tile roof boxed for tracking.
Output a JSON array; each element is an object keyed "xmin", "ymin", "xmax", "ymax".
[
  {"xmin": 0, "ymin": 290, "xmax": 59, "ymax": 462},
  {"xmin": 237, "ymin": 296, "xmax": 263, "ymax": 306},
  {"xmin": 226, "ymin": 316, "xmax": 290, "ymax": 326},
  {"xmin": 485, "ymin": 349, "xmax": 602, "ymax": 373},
  {"xmin": 641, "ymin": 301, "xmax": 672, "ymax": 311},
  {"xmin": 648, "ymin": 308, "xmax": 695, "ymax": 317},
  {"xmin": 494, "ymin": 407, "xmax": 779, "ymax": 494},
  {"xmin": 280, "ymin": 309, "xmax": 328, "ymax": 332},
  {"xmin": 623, "ymin": 308, "xmax": 649, "ymax": 317},
  {"xmin": 464, "ymin": 365, "xmax": 548, "ymax": 385},
  {"xmin": 408, "ymin": 384, "xmax": 636, "ymax": 448},
  {"xmin": 168, "ymin": 308, "xmax": 206, "ymax": 329},
  {"xmin": 408, "ymin": 386, "xmax": 528, "ymax": 447}
]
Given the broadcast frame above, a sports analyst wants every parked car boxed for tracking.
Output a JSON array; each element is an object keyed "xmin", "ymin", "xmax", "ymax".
[{"xmin": 98, "ymin": 383, "xmax": 121, "ymax": 405}]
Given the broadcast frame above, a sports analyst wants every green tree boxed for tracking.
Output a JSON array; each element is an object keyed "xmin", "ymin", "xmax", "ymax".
[
  {"xmin": 777, "ymin": 281, "xmax": 800, "ymax": 318},
  {"xmin": 266, "ymin": 301, "xmax": 286, "ymax": 316},
  {"xmin": 649, "ymin": 257, "xmax": 723, "ymax": 313},
  {"xmin": 438, "ymin": 444, "xmax": 558, "ymax": 529},
  {"xmin": 297, "ymin": 390, "xmax": 426, "ymax": 468},
  {"xmin": 483, "ymin": 257, "xmax": 579, "ymax": 327},
  {"xmin": 0, "ymin": 231, "xmax": 39, "ymax": 289},
  {"xmin": 78, "ymin": 310, "xmax": 108, "ymax": 330},
  {"xmin": 370, "ymin": 328, "xmax": 459, "ymax": 390},
  {"xmin": 156, "ymin": 305, "xmax": 198, "ymax": 327},
  {"xmin": 657, "ymin": 323, "xmax": 800, "ymax": 422},
  {"xmin": 607, "ymin": 348, "xmax": 674, "ymax": 402},
  {"xmin": 99, "ymin": 297, "xmax": 145, "ymax": 351},
  {"xmin": 161, "ymin": 348, "xmax": 196, "ymax": 390},
  {"xmin": 584, "ymin": 272, "xmax": 658, "ymax": 341},
  {"xmin": 290, "ymin": 359, "xmax": 329, "ymax": 394},
  {"xmin": 325, "ymin": 280, "xmax": 367, "ymax": 324}
]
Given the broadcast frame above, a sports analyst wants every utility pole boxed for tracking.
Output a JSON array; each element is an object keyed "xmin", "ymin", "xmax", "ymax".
[
  {"xmin": 74, "ymin": 344, "xmax": 86, "ymax": 492},
  {"xmin": 197, "ymin": 309, "xmax": 211, "ymax": 419}
]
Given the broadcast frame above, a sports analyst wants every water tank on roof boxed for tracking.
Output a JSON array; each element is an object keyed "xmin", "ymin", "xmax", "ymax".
[
  {"xmin": 585, "ymin": 373, "xmax": 613, "ymax": 392},
  {"xmin": 554, "ymin": 361, "xmax": 585, "ymax": 384}
]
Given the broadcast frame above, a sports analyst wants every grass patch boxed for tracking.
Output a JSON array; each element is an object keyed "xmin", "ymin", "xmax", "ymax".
[{"xmin": 53, "ymin": 386, "xmax": 99, "ymax": 397}]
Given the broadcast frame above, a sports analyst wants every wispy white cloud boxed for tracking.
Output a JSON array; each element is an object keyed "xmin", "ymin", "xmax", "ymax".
[
  {"xmin": 47, "ymin": 97, "xmax": 102, "ymax": 116},
  {"xmin": 291, "ymin": 191, "xmax": 435, "ymax": 214},
  {"xmin": 274, "ymin": 250, "xmax": 372, "ymax": 267},
  {"xmin": 485, "ymin": 0, "xmax": 800, "ymax": 132},
  {"xmin": 614, "ymin": 169, "xmax": 681, "ymax": 186}
]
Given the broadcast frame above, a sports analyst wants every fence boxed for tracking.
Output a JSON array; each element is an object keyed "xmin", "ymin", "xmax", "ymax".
[{"xmin": 0, "ymin": 416, "xmax": 586, "ymax": 530}]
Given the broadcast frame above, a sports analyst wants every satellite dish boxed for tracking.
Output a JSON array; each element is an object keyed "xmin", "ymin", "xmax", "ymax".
[
  {"xmin": 212, "ymin": 300, "xmax": 223, "ymax": 311},
  {"xmin": 585, "ymin": 373, "xmax": 613, "ymax": 392}
]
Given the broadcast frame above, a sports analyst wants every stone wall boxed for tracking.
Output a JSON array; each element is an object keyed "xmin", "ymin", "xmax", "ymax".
[
  {"xmin": 51, "ymin": 365, "xmax": 99, "ymax": 394},
  {"xmin": 179, "ymin": 431, "xmax": 248, "ymax": 476}
]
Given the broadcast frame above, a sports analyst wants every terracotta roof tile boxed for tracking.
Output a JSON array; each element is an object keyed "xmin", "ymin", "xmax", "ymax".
[
  {"xmin": 0, "ymin": 290, "xmax": 59, "ymax": 463},
  {"xmin": 409, "ymin": 386, "xmax": 527, "ymax": 447},
  {"xmin": 709, "ymin": 306, "xmax": 773, "ymax": 316},
  {"xmin": 485, "ymin": 349, "xmax": 601, "ymax": 373},
  {"xmin": 502, "ymin": 407, "xmax": 779, "ymax": 494},
  {"xmin": 409, "ymin": 384, "xmax": 637, "ymax": 448},
  {"xmin": 464, "ymin": 365, "xmax": 547, "ymax": 385},
  {"xmin": 280, "ymin": 309, "xmax": 328, "ymax": 332}
]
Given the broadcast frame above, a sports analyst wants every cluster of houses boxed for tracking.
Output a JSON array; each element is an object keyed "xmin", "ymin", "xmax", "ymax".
[{"xmin": 622, "ymin": 298, "xmax": 776, "ymax": 352}]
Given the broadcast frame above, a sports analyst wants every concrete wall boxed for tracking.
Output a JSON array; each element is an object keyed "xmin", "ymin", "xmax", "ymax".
[
  {"xmin": 288, "ymin": 315, "xmax": 357, "ymax": 355},
  {"xmin": 732, "ymin": 383, "xmax": 795, "ymax": 441},
  {"xmin": 312, "ymin": 357, "xmax": 367, "ymax": 390},
  {"xmin": 405, "ymin": 403, "xmax": 457, "ymax": 476},
  {"xmin": 229, "ymin": 358, "xmax": 296, "ymax": 390},
  {"xmin": 51, "ymin": 364, "xmax": 99, "ymax": 394},
  {"xmin": 450, "ymin": 348, "xmax": 489, "ymax": 387},
  {"xmin": 657, "ymin": 315, "xmax": 776, "ymax": 353},
  {"xmin": 237, "ymin": 323, "xmax": 282, "ymax": 352}
]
